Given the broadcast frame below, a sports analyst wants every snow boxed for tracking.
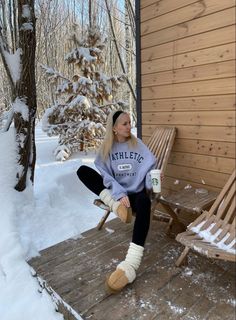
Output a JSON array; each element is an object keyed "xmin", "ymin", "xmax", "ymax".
[
  {"xmin": 4, "ymin": 48, "xmax": 22, "ymax": 84},
  {"xmin": 0, "ymin": 125, "xmax": 115, "ymax": 320},
  {"xmin": 0, "ymin": 129, "xmax": 63, "ymax": 320},
  {"xmin": 201, "ymin": 178, "xmax": 206, "ymax": 185},
  {"xmin": 12, "ymin": 97, "xmax": 29, "ymax": 121},
  {"xmin": 22, "ymin": 4, "xmax": 31, "ymax": 18},
  {"xmin": 68, "ymin": 95, "xmax": 91, "ymax": 109},
  {"xmin": 184, "ymin": 184, "xmax": 192, "ymax": 189},
  {"xmin": 195, "ymin": 188, "xmax": 208, "ymax": 195},
  {"xmin": 190, "ymin": 221, "xmax": 236, "ymax": 254},
  {"xmin": 65, "ymin": 47, "xmax": 97, "ymax": 65},
  {"xmin": 20, "ymin": 125, "xmax": 115, "ymax": 254},
  {"xmin": 20, "ymin": 22, "xmax": 33, "ymax": 31},
  {"xmin": 167, "ymin": 301, "xmax": 186, "ymax": 315}
]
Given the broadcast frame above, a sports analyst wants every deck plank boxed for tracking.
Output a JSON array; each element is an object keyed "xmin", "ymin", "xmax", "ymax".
[{"xmin": 30, "ymin": 218, "xmax": 236, "ymax": 320}]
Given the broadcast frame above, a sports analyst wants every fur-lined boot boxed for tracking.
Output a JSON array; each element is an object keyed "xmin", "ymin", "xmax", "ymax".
[
  {"xmin": 106, "ymin": 242, "xmax": 144, "ymax": 292},
  {"xmin": 99, "ymin": 189, "xmax": 132, "ymax": 223}
]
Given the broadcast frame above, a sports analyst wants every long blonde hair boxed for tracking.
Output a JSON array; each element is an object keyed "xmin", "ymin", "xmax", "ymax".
[{"xmin": 98, "ymin": 111, "xmax": 137, "ymax": 160}]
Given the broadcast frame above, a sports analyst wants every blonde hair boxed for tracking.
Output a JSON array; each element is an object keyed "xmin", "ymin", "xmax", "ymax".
[{"xmin": 98, "ymin": 111, "xmax": 137, "ymax": 160}]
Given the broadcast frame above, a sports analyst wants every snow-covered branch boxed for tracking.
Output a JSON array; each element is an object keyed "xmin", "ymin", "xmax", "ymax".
[{"xmin": 42, "ymin": 26, "xmax": 127, "ymax": 160}]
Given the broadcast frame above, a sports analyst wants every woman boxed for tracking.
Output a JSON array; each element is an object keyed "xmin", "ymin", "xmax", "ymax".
[{"xmin": 77, "ymin": 110, "xmax": 156, "ymax": 292}]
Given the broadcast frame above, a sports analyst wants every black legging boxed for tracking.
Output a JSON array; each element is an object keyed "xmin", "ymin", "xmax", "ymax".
[{"xmin": 77, "ymin": 165, "xmax": 151, "ymax": 246}]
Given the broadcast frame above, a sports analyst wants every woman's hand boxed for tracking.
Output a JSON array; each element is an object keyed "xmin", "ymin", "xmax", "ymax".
[{"xmin": 119, "ymin": 196, "xmax": 130, "ymax": 208}]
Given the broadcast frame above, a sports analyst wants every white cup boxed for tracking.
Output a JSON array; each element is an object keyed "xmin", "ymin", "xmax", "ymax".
[{"xmin": 150, "ymin": 169, "xmax": 161, "ymax": 193}]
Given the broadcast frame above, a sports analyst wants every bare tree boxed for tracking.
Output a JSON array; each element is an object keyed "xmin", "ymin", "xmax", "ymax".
[
  {"xmin": 104, "ymin": 0, "xmax": 136, "ymax": 109},
  {"xmin": 0, "ymin": 0, "xmax": 37, "ymax": 191}
]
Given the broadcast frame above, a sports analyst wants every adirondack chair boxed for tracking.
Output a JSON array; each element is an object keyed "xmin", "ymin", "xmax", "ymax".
[
  {"xmin": 94, "ymin": 126, "xmax": 177, "ymax": 230},
  {"xmin": 175, "ymin": 170, "xmax": 236, "ymax": 267}
]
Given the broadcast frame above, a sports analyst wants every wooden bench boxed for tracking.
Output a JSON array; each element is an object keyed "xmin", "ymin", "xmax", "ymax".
[
  {"xmin": 94, "ymin": 127, "xmax": 177, "ymax": 230},
  {"xmin": 175, "ymin": 170, "xmax": 236, "ymax": 266}
]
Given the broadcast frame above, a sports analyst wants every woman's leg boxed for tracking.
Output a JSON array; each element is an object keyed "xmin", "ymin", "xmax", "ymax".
[
  {"xmin": 129, "ymin": 190, "xmax": 151, "ymax": 246},
  {"xmin": 77, "ymin": 165, "xmax": 104, "ymax": 195},
  {"xmin": 77, "ymin": 165, "xmax": 131, "ymax": 224},
  {"xmin": 106, "ymin": 190, "xmax": 151, "ymax": 292}
]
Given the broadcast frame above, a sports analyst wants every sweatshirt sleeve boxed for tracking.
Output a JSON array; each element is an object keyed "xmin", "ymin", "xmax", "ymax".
[{"xmin": 94, "ymin": 153, "xmax": 127, "ymax": 200}]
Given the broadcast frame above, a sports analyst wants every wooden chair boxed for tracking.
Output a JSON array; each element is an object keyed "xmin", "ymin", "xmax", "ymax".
[
  {"xmin": 175, "ymin": 170, "xmax": 236, "ymax": 267},
  {"xmin": 94, "ymin": 127, "xmax": 177, "ymax": 230}
]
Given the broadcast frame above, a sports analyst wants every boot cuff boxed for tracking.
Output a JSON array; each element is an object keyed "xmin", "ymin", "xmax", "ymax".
[{"xmin": 118, "ymin": 261, "xmax": 136, "ymax": 283}]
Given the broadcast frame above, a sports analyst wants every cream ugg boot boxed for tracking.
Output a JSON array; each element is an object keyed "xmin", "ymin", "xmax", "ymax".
[
  {"xmin": 99, "ymin": 189, "xmax": 132, "ymax": 223},
  {"xmin": 106, "ymin": 242, "xmax": 144, "ymax": 292}
]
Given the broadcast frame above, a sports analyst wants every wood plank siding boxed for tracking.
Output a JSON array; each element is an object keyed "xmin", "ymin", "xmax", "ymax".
[{"xmin": 140, "ymin": 0, "xmax": 236, "ymax": 193}]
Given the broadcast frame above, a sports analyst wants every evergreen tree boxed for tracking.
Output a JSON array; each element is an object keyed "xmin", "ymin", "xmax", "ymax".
[{"xmin": 42, "ymin": 26, "xmax": 126, "ymax": 161}]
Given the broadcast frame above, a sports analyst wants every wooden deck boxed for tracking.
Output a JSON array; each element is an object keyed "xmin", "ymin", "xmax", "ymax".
[{"xmin": 30, "ymin": 218, "xmax": 236, "ymax": 320}]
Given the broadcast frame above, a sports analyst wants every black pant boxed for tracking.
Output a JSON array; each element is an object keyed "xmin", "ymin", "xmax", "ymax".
[{"xmin": 77, "ymin": 165, "xmax": 151, "ymax": 246}]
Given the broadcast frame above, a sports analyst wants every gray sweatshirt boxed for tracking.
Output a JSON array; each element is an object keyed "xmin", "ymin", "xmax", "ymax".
[{"xmin": 95, "ymin": 138, "xmax": 156, "ymax": 200}]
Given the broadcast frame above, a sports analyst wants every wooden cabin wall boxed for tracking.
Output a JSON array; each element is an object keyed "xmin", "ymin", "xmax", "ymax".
[{"xmin": 140, "ymin": 0, "xmax": 236, "ymax": 193}]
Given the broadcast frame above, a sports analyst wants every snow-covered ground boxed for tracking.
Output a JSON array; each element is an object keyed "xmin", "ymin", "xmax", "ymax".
[
  {"xmin": 18, "ymin": 126, "xmax": 115, "ymax": 257},
  {"xmin": 0, "ymin": 125, "xmax": 115, "ymax": 320}
]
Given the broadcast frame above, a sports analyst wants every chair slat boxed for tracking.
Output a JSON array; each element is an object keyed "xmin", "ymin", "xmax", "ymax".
[
  {"xmin": 210, "ymin": 219, "xmax": 223, "ymax": 234},
  {"xmin": 188, "ymin": 211, "xmax": 208, "ymax": 228},
  {"xmin": 216, "ymin": 181, "xmax": 236, "ymax": 220},
  {"xmin": 161, "ymin": 129, "xmax": 176, "ymax": 173},
  {"xmin": 147, "ymin": 128, "xmax": 163, "ymax": 154},
  {"xmin": 147, "ymin": 127, "xmax": 176, "ymax": 174},
  {"xmin": 152, "ymin": 130, "xmax": 166, "ymax": 159},
  {"xmin": 222, "ymin": 194, "xmax": 236, "ymax": 226},
  {"xmin": 157, "ymin": 130, "xmax": 171, "ymax": 169},
  {"xmin": 209, "ymin": 170, "xmax": 235, "ymax": 216},
  {"xmin": 215, "ymin": 224, "xmax": 231, "ymax": 242},
  {"xmin": 199, "ymin": 215, "xmax": 216, "ymax": 231},
  {"xmin": 225, "ymin": 218, "xmax": 236, "ymax": 244}
]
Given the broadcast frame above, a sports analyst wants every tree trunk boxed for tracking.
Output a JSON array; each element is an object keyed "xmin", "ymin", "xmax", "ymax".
[
  {"xmin": 14, "ymin": 0, "xmax": 37, "ymax": 191},
  {"xmin": 125, "ymin": 0, "xmax": 132, "ymax": 116},
  {"xmin": 89, "ymin": 0, "xmax": 92, "ymax": 28},
  {"xmin": 104, "ymin": 0, "xmax": 136, "ymax": 102}
]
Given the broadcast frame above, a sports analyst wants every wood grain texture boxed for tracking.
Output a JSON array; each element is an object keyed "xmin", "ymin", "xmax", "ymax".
[
  {"xmin": 142, "ymin": 95, "xmax": 236, "ymax": 112},
  {"xmin": 142, "ymin": 44, "xmax": 235, "ymax": 75},
  {"xmin": 142, "ymin": 78, "xmax": 235, "ymax": 99},
  {"xmin": 141, "ymin": 0, "xmax": 235, "ymax": 33},
  {"xmin": 141, "ymin": 0, "xmax": 197, "ymax": 16},
  {"xmin": 142, "ymin": 110, "xmax": 235, "ymax": 126},
  {"xmin": 141, "ymin": 7, "xmax": 235, "ymax": 48},
  {"xmin": 141, "ymin": 25, "xmax": 235, "ymax": 61},
  {"xmin": 142, "ymin": 60, "xmax": 235, "ymax": 86},
  {"xmin": 142, "ymin": 125, "xmax": 236, "ymax": 142}
]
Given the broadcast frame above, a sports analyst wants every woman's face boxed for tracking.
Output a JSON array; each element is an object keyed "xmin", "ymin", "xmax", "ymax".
[{"xmin": 113, "ymin": 113, "xmax": 131, "ymax": 142}]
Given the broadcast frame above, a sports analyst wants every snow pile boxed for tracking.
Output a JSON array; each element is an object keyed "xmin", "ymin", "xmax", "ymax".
[{"xmin": 0, "ymin": 129, "xmax": 63, "ymax": 320}]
